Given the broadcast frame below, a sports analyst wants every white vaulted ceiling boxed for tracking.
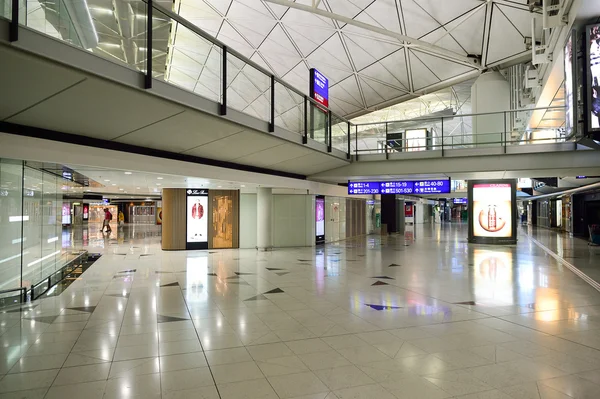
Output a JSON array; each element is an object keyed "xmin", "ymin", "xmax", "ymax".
[{"xmin": 171, "ymin": 0, "xmax": 540, "ymax": 118}]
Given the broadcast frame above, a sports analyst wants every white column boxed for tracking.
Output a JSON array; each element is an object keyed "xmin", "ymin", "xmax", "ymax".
[
  {"xmin": 471, "ymin": 71, "xmax": 510, "ymax": 145},
  {"xmin": 257, "ymin": 187, "xmax": 273, "ymax": 251}
]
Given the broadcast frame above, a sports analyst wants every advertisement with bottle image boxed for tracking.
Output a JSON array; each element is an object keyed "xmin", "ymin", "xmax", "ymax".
[
  {"xmin": 472, "ymin": 184, "xmax": 512, "ymax": 238},
  {"xmin": 316, "ymin": 196, "xmax": 325, "ymax": 244},
  {"xmin": 186, "ymin": 189, "xmax": 208, "ymax": 249}
]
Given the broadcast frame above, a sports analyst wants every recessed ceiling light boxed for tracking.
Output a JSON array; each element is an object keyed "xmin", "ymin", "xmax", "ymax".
[
  {"xmin": 119, "ymin": 188, "xmax": 124, "ymax": 191},
  {"xmin": 157, "ymin": 177, "xmax": 163, "ymax": 180},
  {"xmin": 241, "ymin": 185, "xmax": 246, "ymax": 188},
  {"xmin": 156, "ymin": 183, "xmax": 161, "ymax": 186},
  {"xmin": 112, "ymin": 184, "xmax": 116, "ymax": 186},
  {"xmin": 217, "ymin": 186, "xmax": 222, "ymax": 188},
  {"xmin": 124, "ymin": 172, "xmax": 132, "ymax": 175},
  {"xmin": 136, "ymin": 187, "xmax": 141, "ymax": 189},
  {"xmin": 104, "ymin": 179, "xmax": 110, "ymax": 182}
]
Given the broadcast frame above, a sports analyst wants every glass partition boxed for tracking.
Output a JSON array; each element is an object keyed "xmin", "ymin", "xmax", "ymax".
[
  {"xmin": 274, "ymin": 82, "xmax": 304, "ymax": 135},
  {"xmin": 153, "ymin": 8, "xmax": 222, "ymax": 103},
  {"xmin": 227, "ymin": 52, "xmax": 271, "ymax": 122},
  {"xmin": 0, "ymin": 159, "xmax": 23, "ymax": 292},
  {"xmin": 331, "ymin": 114, "xmax": 348, "ymax": 152},
  {"xmin": 308, "ymin": 102, "xmax": 329, "ymax": 146}
]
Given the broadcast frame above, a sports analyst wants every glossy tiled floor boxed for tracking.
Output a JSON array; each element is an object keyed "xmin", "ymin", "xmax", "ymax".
[{"xmin": 2, "ymin": 222, "xmax": 600, "ymax": 399}]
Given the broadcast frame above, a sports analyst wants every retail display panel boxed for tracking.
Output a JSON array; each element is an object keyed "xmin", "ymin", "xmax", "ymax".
[
  {"xmin": 468, "ymin": 180, "xmax": 517, "ymax": 245},
  {"xmin": 586, "ymin": 23, "xmax": 600, "ymax": 132},
  {"xmin": 186, "ymin": 189, "xmax": 209, "ymax": 250}
]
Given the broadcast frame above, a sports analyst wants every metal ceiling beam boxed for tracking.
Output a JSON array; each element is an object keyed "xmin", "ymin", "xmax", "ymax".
[{"xmin": 263, "ymin": 0, "xmax": 482, "ymax": 69}]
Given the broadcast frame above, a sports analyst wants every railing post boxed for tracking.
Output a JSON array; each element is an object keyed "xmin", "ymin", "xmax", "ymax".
[
  {"xmin": 269, "ymin": 75, "xmax": 275, "ymax": 133},
  {"xmin": 327, "ymin": 110, "xmax": 332, "ymax": 152},
  {"xmin": 303, "ymin": 96, "xmax": 308, "ymax": 144},
  {"xmin": 10, "ymin": 0, "xmax": 18, "ymax": 41},
  {"xmin": 441, "ymin": 117, "xmax": 444, "ymax": 157},
  {"xmin": 503, "ymin": 111, "xmax": 507, "ymax": 153},
  {"xmin": 385, "ymin": 123, "xmax": 389, "ymax": 160},
  {"xmin": 346, "ymin": 121, "xmax": 350, "ymax": 160},
  {"xmin": 355, "ymin": 124, "xmax": 358, "ymax": 160},
  {"xmin": 145, "ymin": 0, "xmax": 153, "ymax": 89},
  {"xmin": 220, "ymin": 46, "xmax": 227, "ymax": 115}
]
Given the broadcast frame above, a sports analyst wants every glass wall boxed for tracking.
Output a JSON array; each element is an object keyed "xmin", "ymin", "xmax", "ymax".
[{"xmin": 0, "ymin": 158, "xmax": 74, "ymax": 297}]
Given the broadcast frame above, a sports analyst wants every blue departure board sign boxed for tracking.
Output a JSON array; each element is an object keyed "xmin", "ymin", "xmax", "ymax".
[
  {"xmin": 348, "ymin": 179, "xmax": 450, "ymax": 195},
  {"xmin": 310, "ymin": 68, "xmax": 329, "ymax": 107},
  {"xmin": 347, "ymin": 182, "xmax": 380, "ymax": 194}
]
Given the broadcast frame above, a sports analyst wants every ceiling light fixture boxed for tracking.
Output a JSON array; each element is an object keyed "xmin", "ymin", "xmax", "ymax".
[
  {"xmin": 104, "ymin": 179, "xmax": 110, "ymax": 182},
  {"xmin": 124, "ymin": 172, "xmax": 132, "ymax": 175},
  {"xmin": 157, "ymin": 177, "xmax": 163, "ymax": 180}
]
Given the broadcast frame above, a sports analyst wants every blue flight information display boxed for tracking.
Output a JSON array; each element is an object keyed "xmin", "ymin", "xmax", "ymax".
[{"xmin": 348, "ymin": 179, "xmax": 450, "ymax": 195}]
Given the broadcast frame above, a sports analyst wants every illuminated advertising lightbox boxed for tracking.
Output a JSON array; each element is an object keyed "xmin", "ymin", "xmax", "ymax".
[
  {"xmin": 564, "ymin": 30, "xmax": 576, "ymax": 137},
  {"xmin": 186, "ymin": 189, "xmax": 209, "ymax": 250},
  {"xmin": 468, "ymin": 180, "xmax": 517, "ymax": 245},
  {"xmin": 310, "ymin": 68, "xmax": 329, "ymax": 108},
  {"xmin": 586, "ymin": 24, "xmax": 600, "ymax": 132},
  {"xmin": 316, "ymin": 195, "xmax": 325, "ymax": 245},
  {"xmin": 348, "ymin": 179, "xmax": 450, "ymax": 195},
  {"xmin": 62, "ymin": 203, "xmax": 71, "ymax": 225},
  {"xmin": 82, "ymin": 204, "xmax": 89, "ymax": 221}
]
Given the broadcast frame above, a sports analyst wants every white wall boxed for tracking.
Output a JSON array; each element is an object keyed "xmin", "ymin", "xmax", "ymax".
[
  {"xmin": 273, "ymin": 195, "xmax": 314, "ymax": 248},
  {"xmin": 240, "ymin": 193, "xmax": 257, "ymax": 249}
]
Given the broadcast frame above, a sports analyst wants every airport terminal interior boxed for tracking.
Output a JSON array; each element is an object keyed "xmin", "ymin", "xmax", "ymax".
[{"xmin": 3, "ymin": 0, "xmax": 600, "ymax": 398}]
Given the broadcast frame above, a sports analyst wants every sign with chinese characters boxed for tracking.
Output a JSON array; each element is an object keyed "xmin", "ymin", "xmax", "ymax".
[
  {"xmin": 310, "ymin": 68, "xmax": 329, "ymax": 107},
  {"xmin": 453, "ymin": 198, "xmax": 468, "ymax": 204},
  {"xmin": 186, "ymin": 189, "xmax": 209, "ymax": 250},
  {"xmin": 348, "ymin": 180, "xmax": 450, "ymax": 195}
]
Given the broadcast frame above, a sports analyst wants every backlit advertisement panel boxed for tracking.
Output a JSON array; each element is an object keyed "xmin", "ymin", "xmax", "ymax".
[
  {"xmin": 468, "ymin": 180, "xmax": 517, "ymax": 245},
  {"xmin": 186, "ymin": 189, "xmax": 208, "ymax": 250},
  {"xmin": 472, "ymin": 184, "xmax": 512, "ymax": 238},
  {"xmin": 586, "ymin": 24, "xmax": 600, "ymax": 131},
  {"xmin": 316, "ymin": 195, "xmax": 325, "ymax": 245},
  {"xmin": 82, "ymin": 204, "xmax": 89, "ymax": 221},
  {"xmin": 564, "ymin": 30, "xmax": 576, "ymax": 136}
]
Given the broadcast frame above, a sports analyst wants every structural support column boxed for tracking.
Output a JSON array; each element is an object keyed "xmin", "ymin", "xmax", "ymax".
[{"xmin": 257, "ymin": 187, "xmax": 273, "ymax": 251}]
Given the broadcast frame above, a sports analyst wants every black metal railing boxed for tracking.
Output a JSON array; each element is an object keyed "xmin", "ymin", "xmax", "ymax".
[{"xmin": 3, "ymin": 4, "xmax": 570, "ymax": 161}]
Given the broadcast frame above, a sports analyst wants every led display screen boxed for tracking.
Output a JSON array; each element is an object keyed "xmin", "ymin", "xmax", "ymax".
[
  {"xmin": 564, "ymin": 30, "xmax": 576, "ymax": 136},
  {"xmin": 316, "ymin": 195, "xmax": 325, "ymax": 245},
  {"xmin": 587, "ymin": 24, "xmax": 600, "ymax": 131},
  {"xmin": 186, "ymin": 189, "xmax": 208, "ymax": 250},
  {"xmin": 472, "ymin": 183, "xmax": 512, "ymax": 238},
  {"xmin": 310, "ymin": 68, "xmax": 329, "ymax": 108},
  {"xmin": 348, "ymin": 179, "xmax": 450, "ymax": 195}
]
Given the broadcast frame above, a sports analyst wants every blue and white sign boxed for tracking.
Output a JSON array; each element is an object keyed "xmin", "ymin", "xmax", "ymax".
[
  {"xmin": 453, "ymin": 198, "xmax": 468, "ymax": 204},
  {"xmin": 310, "ymin": 68, "xmax": 329, "ymax": 107},
  {"xmin": 348, "ymin": 179, "xmax": 451, "ymax": 195}
]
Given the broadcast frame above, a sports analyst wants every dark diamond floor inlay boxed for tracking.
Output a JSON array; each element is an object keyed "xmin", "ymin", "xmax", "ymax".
[
  {"xmin": 67, "ymin": 306, "xmax": 96, "ymax": 313},
  {"xmin": 107, "ymin": 293, "xmax": 130, "ymax": 299},
  {"xmin": 264, "ymin": 288, "xmax": 284, "ymax": 294},
  {"xmin": 157, "ymin": 314, "xmax": 189, "ymax": 323},
  {"xmin": 388, "ymin": 264, "xmax": 401, "ymax": 267},
  {"xmin": 371, "ymin": 276, "xmax": 395, "ymax": 280},
  {"xmin": 23, "ymin": 316, "xmax": 58, "ymax": 324},
  {"xmin": 366, "ymin": 304, "xmax": 403, "ymax": 311},
  {"xmin": 454, "ymin": 301, "xmax": 476, "ymax": 305},
  {"xmin": 207, "ymin": 273, "xmax": 218, "ymax": 276},
  {"xmin": 266, "ymin": 268, "xmax": 285, "ymax": 271},
  {"xmin": 371, "ymin": 281, "xmax": 389, "ymax": 286},
  {"xmin": 245, "ymin": 294, "xmax": 268, "ymax": 301},
  {"xmin": 235, "ymin": 272, "xmax": 255, "ymax": 275},
  {"xmin": 160, "ymin": 282, "xmax": 180, "ymax": 287},
  {"xmin": 118, "ymin": 269, "xmax": 136, "ymax": 273}
]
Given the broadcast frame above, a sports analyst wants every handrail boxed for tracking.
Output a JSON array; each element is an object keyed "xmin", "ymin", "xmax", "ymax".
[
  {"xmin": 0, "ymin": 287, "xmax": 27, "ymax": 304},
  {"xmin": 352, "ymin": 106, "xmax": 566, "ymax": 127},
  {"xmin": 148, "ymin": 1, "xmax": 350, "ymax": 125}
]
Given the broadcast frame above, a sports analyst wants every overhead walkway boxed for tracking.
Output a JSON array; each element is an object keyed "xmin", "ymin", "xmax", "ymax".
[
  {"xmin": 2, "ymin": 1, "xmax": 598, "ymax": 183},
  {"xmin": 0, "ymin": 2, "xmax": 351, "ymax": 178}
]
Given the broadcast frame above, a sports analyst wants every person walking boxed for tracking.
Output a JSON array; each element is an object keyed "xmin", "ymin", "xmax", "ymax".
[{"xmin": 101, "ymin": 208, "xmax": 112, "ymax": 233}]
